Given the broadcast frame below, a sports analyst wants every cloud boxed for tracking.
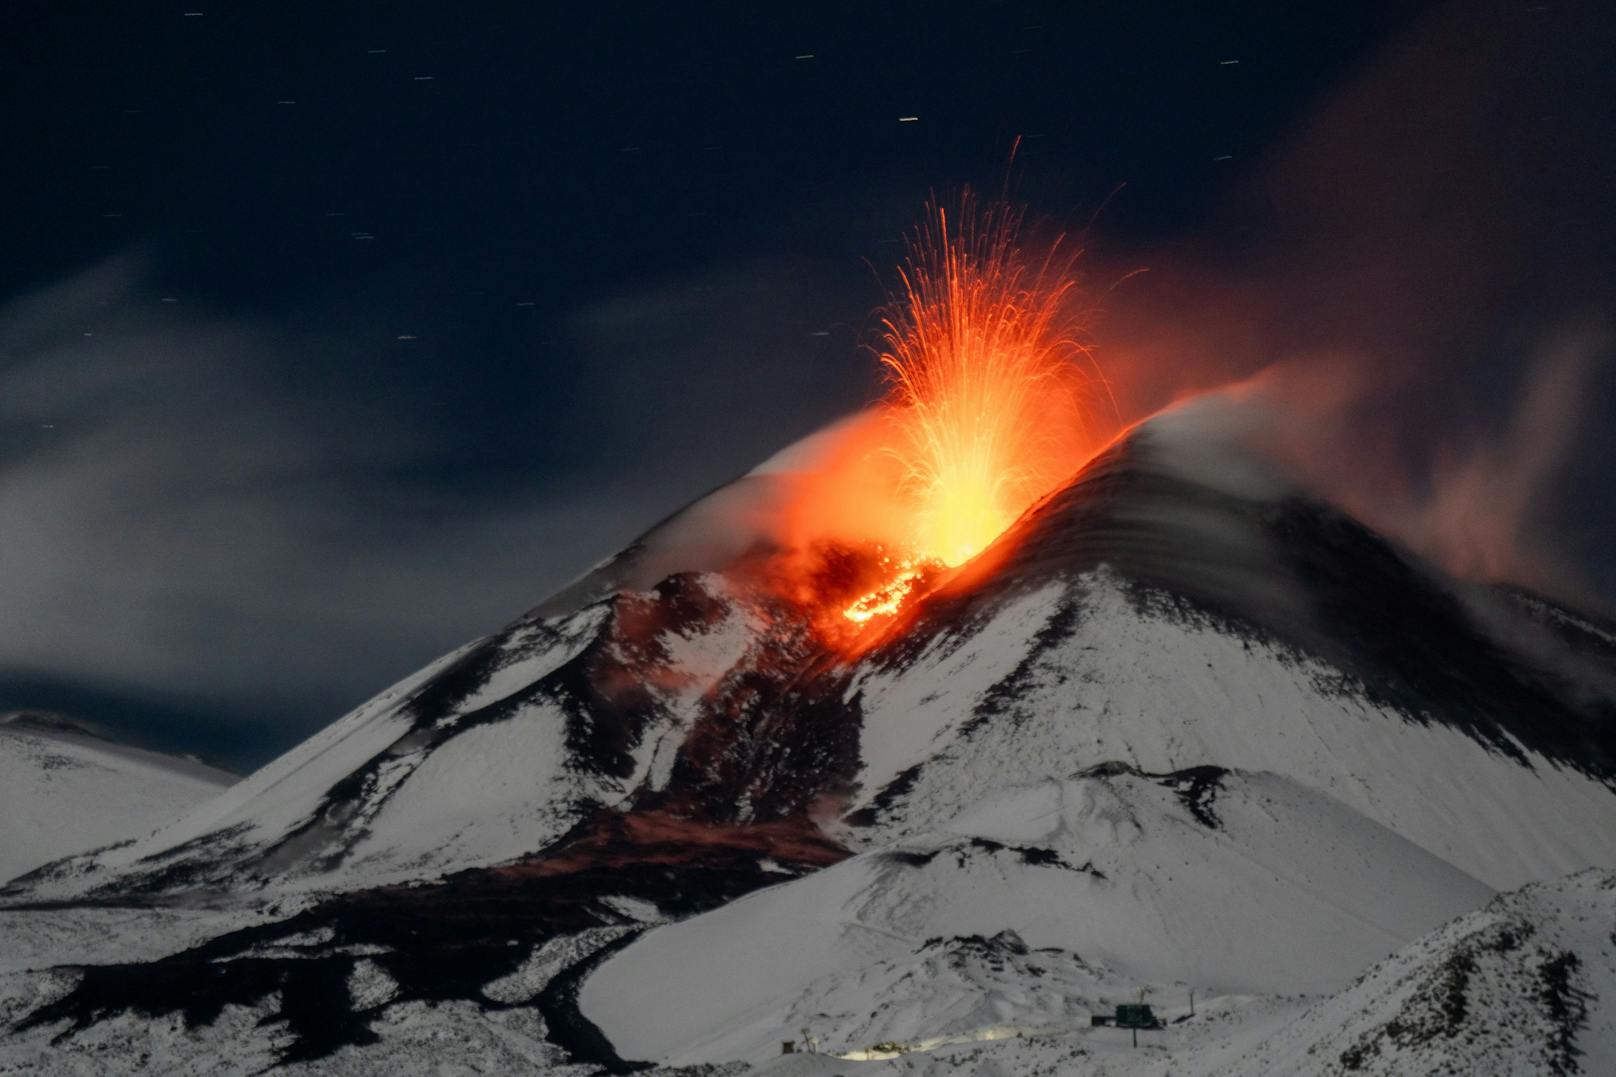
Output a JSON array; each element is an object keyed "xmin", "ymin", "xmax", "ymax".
[{"xmin": 0, "ymin": 260, "xmax": 692, "ymax": 752}]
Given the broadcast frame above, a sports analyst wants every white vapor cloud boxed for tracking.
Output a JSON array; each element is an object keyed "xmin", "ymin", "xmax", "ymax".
[{"xmin": 0, "ymin": 257, "xmax": 667, "ymax": 747}]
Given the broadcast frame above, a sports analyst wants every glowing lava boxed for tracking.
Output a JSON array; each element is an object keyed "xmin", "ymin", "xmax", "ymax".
[
  {"xmin": 840, "ymin": 554, "xmax": 924, "ymax": 625},
  {"xmin": 838, "ymin": 192, "xmax": 1104, "ymax": 624}
]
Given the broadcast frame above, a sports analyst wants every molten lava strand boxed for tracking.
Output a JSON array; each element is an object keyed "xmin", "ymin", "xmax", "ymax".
[{"xmin": 841, "ymin": 557, "xmax": 925, "ymax": 625}]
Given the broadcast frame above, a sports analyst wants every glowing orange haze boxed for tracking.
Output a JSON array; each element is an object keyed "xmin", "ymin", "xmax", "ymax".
[{"xmin": 769, "ymin": 193, "xmax": 1113, "ymax": 633}]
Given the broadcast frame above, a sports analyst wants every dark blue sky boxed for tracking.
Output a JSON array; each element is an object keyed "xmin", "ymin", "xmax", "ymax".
[{"xmin": 3, "ymin": 2, "xmax": 1611, "ymax": 770}]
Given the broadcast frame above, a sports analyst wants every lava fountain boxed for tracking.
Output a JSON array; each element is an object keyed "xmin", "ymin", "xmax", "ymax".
[
  {"xmin": 831, "ymin": 193, "xmax": 1109, "ymax": 626},
  {"xmin": 876, "ymin": 193, "xmax": 1101, "ymax": 568}
]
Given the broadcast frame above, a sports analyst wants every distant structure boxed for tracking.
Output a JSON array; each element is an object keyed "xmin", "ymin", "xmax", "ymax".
[
  {"xmin": 1092, "ymin": 1003, "xmax": 1163, "ymax": 1047},
  {"xmin": 781, "ymin": 1028, "xmax": 820, "ymax": 1054}
]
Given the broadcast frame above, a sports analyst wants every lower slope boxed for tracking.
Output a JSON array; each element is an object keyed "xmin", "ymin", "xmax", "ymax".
[
  {"xmin": 0, "ymin": 714, "xmax": 233, "ymax": 883},
  {"xmin": 580, "ymin": 764, "xmax": 1491, "ymax": 1067}
]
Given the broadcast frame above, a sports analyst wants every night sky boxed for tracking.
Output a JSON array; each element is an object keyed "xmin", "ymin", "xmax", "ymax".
[{"xmin": 4, "ymin": 2, "xmax": 1612, "ymax": 770}]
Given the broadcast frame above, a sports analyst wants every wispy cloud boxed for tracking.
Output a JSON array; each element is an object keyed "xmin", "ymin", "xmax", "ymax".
[{"xmin": 0, "ymin": 251, "xmax": 867, "ymax": 762}]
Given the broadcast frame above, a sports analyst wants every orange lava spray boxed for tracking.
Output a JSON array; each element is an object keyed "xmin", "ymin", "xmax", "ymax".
[
  {"xmin": 761, "ymin": 191, "xmax": 1110, "ymax": 636},
  {"xmin": 873, "ymin": 191, "xmax": 1103, "ymax": 570}
]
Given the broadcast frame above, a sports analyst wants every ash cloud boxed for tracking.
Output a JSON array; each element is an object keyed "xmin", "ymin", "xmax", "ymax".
[
  {"xmin": 1092, "ymin": 0, "xmax": 1616, "ymax": 606},
  {"xmin": 1407, "ymin": 332, "xmax": 1608, "ymax": 592}
]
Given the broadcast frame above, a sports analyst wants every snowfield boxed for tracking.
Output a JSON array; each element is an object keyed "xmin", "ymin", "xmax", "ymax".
[
  {"xmin": 1218, "ymin": 869, "xmax": 1616, "ymax": 1076},
  {"xmin": 0, "ymin": 712, "xmax": 234, "ymax": 884},
  {"xmin": 582, "ymin": 763, "xmax": 1493, "ymax": 1065}
]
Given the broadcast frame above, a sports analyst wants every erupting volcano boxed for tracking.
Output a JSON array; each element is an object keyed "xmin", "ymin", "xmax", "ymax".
[
  {"xmin": 8, "ymin": 3, "xmax": 1616, "ymax": 1073},
  {"xmin": 833, "ymin": 193, "xmax": 1109, "ymax": 625},
  {"xmin": 10, "ymin": 212, "xmax": 1616, "ymax": 1077}
]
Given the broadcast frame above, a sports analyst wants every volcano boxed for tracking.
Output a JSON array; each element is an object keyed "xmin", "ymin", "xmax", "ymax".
[{"xmin": 3, "ymin": 405, "xmax": 1614, "ymax": 1075}]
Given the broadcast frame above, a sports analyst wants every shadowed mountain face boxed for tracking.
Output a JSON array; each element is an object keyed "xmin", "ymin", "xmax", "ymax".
[
  {"xmin": 845, "ymin": 432, "xmax": 1616, "ymax": 783},
  {"xmin": 4, "ymin": 416, "xmax": 1614, "ymax": 1071}
]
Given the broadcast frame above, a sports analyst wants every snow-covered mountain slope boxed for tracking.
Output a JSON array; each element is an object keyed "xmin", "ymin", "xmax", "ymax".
[
  {"xmin": 2, "ymin": 406, "xmax": 1613, "ymax": 1074},
  {"xmin": 1214, "ymin": 868, "xmax": 1616, "ymax": 1076},
  {"xmin": 7, "ymin": 570, "xmax": 823, "ymax": 900},
  {"xmin": 5, "ymin": 869, "xmax": 1603, "ymax": 1076},
  {"xmin": 0, "ymin": 711, "xmax": 234, "ymax": 884},
  {"xmin": 835, "ymin": 565, "xmax": 1616, "ymax": 891},
  {"xmin": 811, "ymin": 415, "xmax": 1616, "ymax": 891},
  {"xmin": 732, "ymin": 870, "xmax": 1616, "ymax": 1077},
  {"xmin": 579, "ymin": 764, "xmax": 1491, "ymax": 1066}
]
